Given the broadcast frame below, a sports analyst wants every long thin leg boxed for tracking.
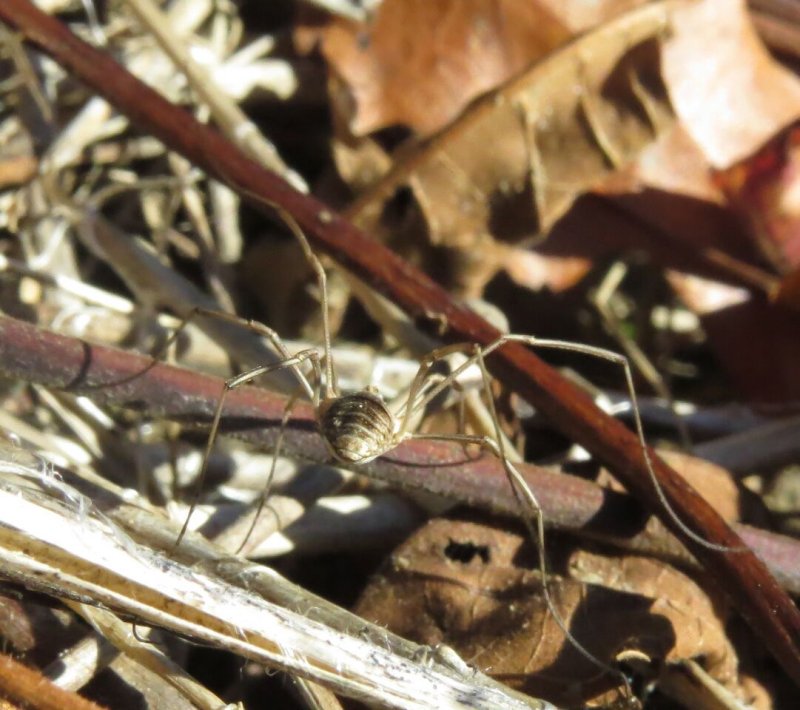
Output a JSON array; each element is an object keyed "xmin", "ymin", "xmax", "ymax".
[
  {"xmin": 234, "ymin": 392, "xmax": 300, "ymax": 555},
  {"xmin": 110, "ymin": 305, "xmax": 317, "ymax": 402},
  {"xmin": 396, "ymin": 342, "xmax": 485, "ymax": 435},
  {"xmin": 396, "ymin": 340, "xmax": 524, "ymax": 462},
  {"xmin": 174, "ymin": 348, "xmax": 322, "ymax": 548},
  {"xmin": 399, "ymin": 362, "xmax": 522, "ymax": 464},
  {"xmin": 188, "ymin": 307, "xmax": 321, "ymax": 403},
  {"xmin": 483, "ymin": 334, "xmax": 743, "ymax": 553},
  {"xmin": 216, "ymin": 188, "xmax": 338, "ymax": 400},
  {"xmin": 399, "ymin": 335, "xmax": 741, "ymax": 554},
  {"xmin": 407, "ymin": 347, "xmax": 631, "ymax": 693},
  {"xmin": 268, "ymin": 204, "xmax": 338, "ymax": 400},
  {"xmin": 592, "ymin": 260, "xmax": 691, "ymax": 449}
]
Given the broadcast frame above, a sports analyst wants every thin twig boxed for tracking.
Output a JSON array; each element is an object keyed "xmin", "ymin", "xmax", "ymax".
[
  {"xmin": 122, "ymin": 0, "xmax": 307, "ymax": 192},
  {"xmin": 0, "ymin": 650, "xmax": 108, "ymax": 710}
]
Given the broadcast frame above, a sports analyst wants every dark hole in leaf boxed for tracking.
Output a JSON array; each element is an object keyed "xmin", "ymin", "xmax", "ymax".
[{"xmin": 444, "ymin": 539, "xmax": 490, "ymax": 564}]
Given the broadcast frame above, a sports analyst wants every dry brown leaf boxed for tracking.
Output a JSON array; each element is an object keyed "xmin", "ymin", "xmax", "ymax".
[
  {"xmin": 354, "ymin": 514, "xmax": 745, "ymax": 707},
  {"xmin": 333, "ymin": 0, "xmax": 800, "ymax": 300},
  {"xmin": 654, "ymin": 450, "xmax": 743, "ymax": 523},
  {"xmin": 663, "ymin": 0, "xmax": 800, "ymax": 169},
  {"xmin": 321, "ymin": 0, "xmax": 570, "ymax": 137},
  {"xmin": 406, "ymin": 5, "xmax": 673, "ymax": 242},
  {"xmin": 599, "ymin": 448, "xmax": 744, "ymax": 523},
  {"xmin": 537, "ymin": 0, "xmax": 800, "ymax": 297},
  {"xmin": 491, "ymin": 97, "xmax": 791, "ymax": 301},
  {"xmin": 524, "ymin": 121, "xmax": 782, "ymax": 303},
  {"xmin": 318, "ymin": 0, "xmax": 800, "ymax": 303},
  {"xmin": 715, "ymin": 123, "xmax": 800, "ymax": 278},
  {"xmin": 491, "ymin": 124, "xmax": 765, "ymax": 296},
  {"xmin": 500, "ymin": 248, "xmax": 593, "ymax": 293},
  {"xmin": 342, "ymin": 2, "xmax": 677, "ymax": 296},
  {"xmin": 553, "ymin": 126, "xmax": 761, "ymax": 281},
  {"xmin": 537, "ymin": 0, "xmax": 649, "ymax": 33},
  {"xmin": 612, "ymin": 123, "xmax": 722, "ymax": 203},
  {"xmin": 568, "ymin": 550, "xmax": 742, "ymax": 697}
]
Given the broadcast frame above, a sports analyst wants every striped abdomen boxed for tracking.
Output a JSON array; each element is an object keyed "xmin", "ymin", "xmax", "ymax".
[{"xmin": 318, "ymin": 391, "xmax": 396, "ymax": 464}]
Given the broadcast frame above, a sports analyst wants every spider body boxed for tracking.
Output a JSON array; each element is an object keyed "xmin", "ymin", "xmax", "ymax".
[{"xmin": 318, "ymin": 389, "xmax": 397, "ymax": 464}]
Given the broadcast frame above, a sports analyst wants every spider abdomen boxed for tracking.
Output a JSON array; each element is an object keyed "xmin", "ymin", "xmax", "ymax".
[{"xmin": 318, "ymin": 391, "xmax": 396, "ymax": 464}]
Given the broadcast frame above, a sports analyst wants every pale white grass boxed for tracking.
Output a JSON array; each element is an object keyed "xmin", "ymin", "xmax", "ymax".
[{"xmin": 0, "ymin": 440, "xmax": 553, "ymax": 710}]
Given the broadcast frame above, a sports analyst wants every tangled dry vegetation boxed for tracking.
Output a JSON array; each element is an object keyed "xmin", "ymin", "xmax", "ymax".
[{"xmin": 0, "ymin": 1, "xmax": 800, "ymax": 708}]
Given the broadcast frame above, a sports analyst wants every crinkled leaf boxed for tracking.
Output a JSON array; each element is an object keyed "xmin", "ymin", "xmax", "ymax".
[
  {"xmin": 321, "ymin": 0, "xmax": 570, "ymax": 137},
  {"xmin": 663, "ymin": 0, "xmax": 800, "ymax": 169}
]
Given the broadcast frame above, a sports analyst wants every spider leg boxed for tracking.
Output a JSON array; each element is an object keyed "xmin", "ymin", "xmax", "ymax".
[
  {"xmin": 404, "ymin": 332, "xmax": 741, "ymax": 553},
  {"xmin": 223, "ymin": 194, "xmax": 338, "ymax": 399},
  {"xmin": 396, "ymin": 342, "xmax": 488, "ymax": 437},
  {"xmin": 481, "ymin": 334, "xmax": 742, "ymax": 554},
  {"xmin": 233, "ymin": 392, "xmax": 300, "ymax": 556},
  {"xmin": 108, "ymin": 306, "xmax": 316, "ymax": 402},
  {"xmin": 407, "ymin": 345, "xmax": 631, "ymax": 695},
  {"xmin": 175, "ymin": 348, "xmax": 322, "ymax": 548}
]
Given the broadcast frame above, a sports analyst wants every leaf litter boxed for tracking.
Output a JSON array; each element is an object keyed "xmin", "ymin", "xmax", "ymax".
[{"xmin": 0, "ymin": 0, "xmax": 799, "ymax": 708}]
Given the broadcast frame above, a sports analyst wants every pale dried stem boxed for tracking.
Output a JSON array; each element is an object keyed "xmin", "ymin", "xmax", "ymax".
[{"xmin": 0, "ymin": 440, "xmax": 549, "ymax": 710}]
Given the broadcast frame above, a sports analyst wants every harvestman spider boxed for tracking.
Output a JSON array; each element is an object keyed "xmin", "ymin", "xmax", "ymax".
[{"xmin": 163, "ymin": 201, "xmax": 734, "ymax": 689}]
